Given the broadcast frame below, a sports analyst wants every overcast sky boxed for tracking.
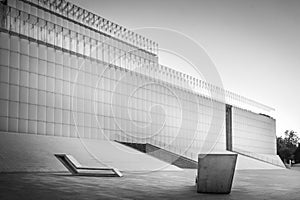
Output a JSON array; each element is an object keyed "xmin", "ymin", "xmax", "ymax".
[{"xmin": 70, "ymin": 0, "xmax": 300, "ymax": 136}]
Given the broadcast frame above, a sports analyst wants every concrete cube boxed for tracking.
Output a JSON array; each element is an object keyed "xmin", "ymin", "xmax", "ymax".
[{"xmin": 197, "ymin": 153, "xmax": 237, "ymax": 194}]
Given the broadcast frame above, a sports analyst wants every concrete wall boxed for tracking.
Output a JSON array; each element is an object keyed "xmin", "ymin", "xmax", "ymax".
[{"xmin": 232, "ymin": 107, "xmax": 276, "ymax": 155}]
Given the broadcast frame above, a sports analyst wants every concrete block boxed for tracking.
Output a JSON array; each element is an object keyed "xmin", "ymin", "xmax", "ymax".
[{"xmin": 197, "ymin": 153, "xmax": 237, "ymax": 194}]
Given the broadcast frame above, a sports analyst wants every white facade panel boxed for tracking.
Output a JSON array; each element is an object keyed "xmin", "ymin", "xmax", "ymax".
[
  {"xmin": 18, "ymin": 119, "xmax": 27, "ymax": 133},
  {"xmin": 232, "ymin": 107, "xmax": 276, "ymax": 155},
  {"xmin": 28, "ymin": 120, "xmax": 37, "ymax": 134},
  {"xmin": 9, "ymin": 85, "xmax": 19, "ymax": 101},
  {"xmin": 37, "ymin": 121, "xmax": 46, "ymax": 135},
  {"xmin": 0, "ymin": 82, "xmax": 9, "ymax": 100},
  {"xmin": 9, "ymin": 52, "xmax": 19, "ymax": 69},
  {"xmin": 46, "ymin": 123, "xmax": 54, "ymax": 136},
  {"xmin": 0, "ymin": 32, "xmax": 10, "ymax": 49},
  {"xmin": 8, "ymin": 118, "xmax": 18, "ymax": 132},
  {"xmin": 10, "ymin": 36, "xmax": 19, "ymax": 52},
  {"xmin": 19, "ymin": 71, "xmax": 29, "ymax": 87},
  {"xmin": 9, "ymin": 68, "xmax": 19, "ymax": 85},
  {"xmin": 20, "ymin": 54, "xmax": 29, "ymax": 71},
  {"xmin": 0, "ymin": 66, "xmax": 9, "ymax": 83},
  {"xmin": 0, "ymin": 49, "xmax": 9, "ymax": 66},
  {"xmin": 0, "ymin": 99, "xmax": 8, "ymax": 117},
  {"xmin": 19, "ymin": 103, "xmax": 28, "ymax": 119},
  {"xmin": 20, "ymin": 39, "xmax": 29, "ymax": 56}
]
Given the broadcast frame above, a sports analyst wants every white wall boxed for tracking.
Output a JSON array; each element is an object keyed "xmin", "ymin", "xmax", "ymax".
[
  {"xmin": 0, "ymin": 31, "xmax": 227, "ymax": 160},
  {"xmin": 232, "ymin": 106, "xmax": 276, "ymax": 155}
]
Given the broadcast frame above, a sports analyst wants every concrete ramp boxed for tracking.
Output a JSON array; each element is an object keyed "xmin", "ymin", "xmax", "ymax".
[
  {"xmin": 116, "ymin": 142, "xmax": 285, "ymax": 170},
  {"xmin": 119, "ymin": 142, "xmax": 198, "ymax": 169},
  {"xmin": 0, "ymin": 132, "xmax": 181, "ymax": 172},
  {"xmin": 77, "ymin": 138, "xmax": 181, "ymax": 172},
  {"xmin": 235, "ymin": 153, "xmax": 285, "ymax": 170}
]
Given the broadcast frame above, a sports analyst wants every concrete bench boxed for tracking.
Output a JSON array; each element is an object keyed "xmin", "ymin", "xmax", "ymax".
[{"xmin": 54, "ymin": 154, "xmax": 123, "ymax": 177}]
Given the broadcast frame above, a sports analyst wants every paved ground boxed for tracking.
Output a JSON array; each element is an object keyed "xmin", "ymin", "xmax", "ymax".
[
  {"xmin": 291, "ymin": 164, "xmax": 300, "ymax": 172},
  {"xmin": 0, "ymin": 169, "xmax": 299, "ymax": 200}
]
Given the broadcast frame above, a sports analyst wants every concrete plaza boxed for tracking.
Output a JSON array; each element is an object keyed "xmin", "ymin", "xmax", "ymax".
[{"xmin": 0, "ymin": 169, "xmax": 299, "ymax": 200}]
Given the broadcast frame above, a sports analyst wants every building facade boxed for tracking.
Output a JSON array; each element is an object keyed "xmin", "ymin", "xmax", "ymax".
[{"xmin": 0, "ymin": 0, "xmax": 282, "ymax": 168}]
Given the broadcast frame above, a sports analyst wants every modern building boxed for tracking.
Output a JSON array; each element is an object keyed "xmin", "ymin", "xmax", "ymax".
[{"xmin": 0, "ymin": 0, "xmax": 284, "ymax": 172}]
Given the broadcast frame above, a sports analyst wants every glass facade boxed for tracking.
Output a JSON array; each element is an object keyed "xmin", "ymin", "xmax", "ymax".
[{"xmin": 0, "ymin": 0, "xmax": 277, "ymax": 162}]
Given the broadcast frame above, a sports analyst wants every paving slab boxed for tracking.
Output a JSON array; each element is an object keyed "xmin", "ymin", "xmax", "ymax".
[{"xmin": 0, "ymin": 169, "xmax": 299, "ymax": 200}]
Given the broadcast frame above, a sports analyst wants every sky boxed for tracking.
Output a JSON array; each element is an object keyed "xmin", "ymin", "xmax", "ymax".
[{"xmin": 70, "ymin": 0, "xmax": 300, "ymax": 137}]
